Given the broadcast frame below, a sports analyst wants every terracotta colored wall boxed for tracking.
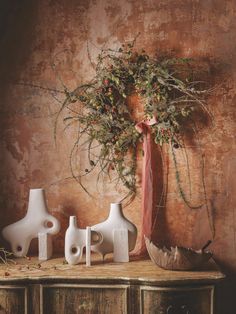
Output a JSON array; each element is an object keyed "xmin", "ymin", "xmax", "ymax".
[{"xmin": 0, "ymin": 0, "xmax": 236, "ymax": 312}]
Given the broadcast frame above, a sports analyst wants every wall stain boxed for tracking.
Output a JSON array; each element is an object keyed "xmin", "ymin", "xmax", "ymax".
[{"xmin": 0, "ymin": 1, "xmax": 236, "ymax": 312}]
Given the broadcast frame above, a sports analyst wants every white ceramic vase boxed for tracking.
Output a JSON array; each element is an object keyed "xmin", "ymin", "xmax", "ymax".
[
  {"xmin": 2, "ymin": 188, "xmax": 60, "ymax": 257},
  {"xmin": 65, "ymin": 216, "xmax": 103, "ymax": 265},
  {"xmin": 91, "ymin": 203, "xmax": 137, "ymax": 259}
]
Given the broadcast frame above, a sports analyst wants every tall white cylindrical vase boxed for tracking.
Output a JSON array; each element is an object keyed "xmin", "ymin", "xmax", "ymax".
[{"xmin": 65, "ymin": 216, "xmax": 83, "ymax": 265}]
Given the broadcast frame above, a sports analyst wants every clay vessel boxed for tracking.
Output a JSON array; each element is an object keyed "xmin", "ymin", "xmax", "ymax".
[
  {"xmin": 91, "ymin": 203, "xmax": 137, "ymax": 259},
  {"xmin": 2, "ymin": 188, "xmax": 60, "ymax": 257},
  {"xmin": 65, "ymin": 216, "xmax": 103, "ymax": 265},
  {"xmin": 145, "ymin": 237, "xmax": 213, "ymax": 270}
]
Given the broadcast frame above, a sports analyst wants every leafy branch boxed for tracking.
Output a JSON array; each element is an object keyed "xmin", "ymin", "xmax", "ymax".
[{"xmin": 55, "ymin": 40, "xmax": 210, "ymax": 200}]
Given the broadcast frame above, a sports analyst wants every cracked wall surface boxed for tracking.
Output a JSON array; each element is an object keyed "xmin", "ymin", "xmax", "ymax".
[{"xmin": 0, "ymin": 0, "xmax": 236, "ymax": 311}]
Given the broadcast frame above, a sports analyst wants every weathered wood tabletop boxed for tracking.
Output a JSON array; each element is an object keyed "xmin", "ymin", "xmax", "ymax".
[{"xmin": 0, "ymin": 255, "xmax": 225, "ymax": 285}]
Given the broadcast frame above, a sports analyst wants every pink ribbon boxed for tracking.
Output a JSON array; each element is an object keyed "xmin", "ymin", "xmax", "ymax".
[{"xmin": 134, "ymin": 117, "xmax": 159, "ymax": 256}]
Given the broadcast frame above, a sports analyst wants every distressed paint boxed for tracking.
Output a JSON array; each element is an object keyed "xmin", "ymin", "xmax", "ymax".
[{"xmin": 0, "ymin": 0, "xmax": 236, "ymax": 311}]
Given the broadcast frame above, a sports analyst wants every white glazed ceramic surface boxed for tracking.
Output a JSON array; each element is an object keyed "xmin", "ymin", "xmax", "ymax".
[
  {"xmin": 38, "ymin": 232, "xmax": 53, "ymax": 261},
  {"xmin": 2, "ymin": 188, "xmax": 60, "ymax": 257},
  {"xmin": 113, "ymin": 228, "xmax": 129, "ymax": 262},
  {"xmin": 65, "ymin": 216, "xmax": 103, "ymax": 265},
  {"xmin": 91, "ymin": 203, "xmax": 137, "ymax": 259}
]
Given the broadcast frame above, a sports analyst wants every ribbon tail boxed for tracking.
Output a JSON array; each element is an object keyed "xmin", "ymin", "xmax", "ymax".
[{"xmin": 134, "ymin": 132, "xmax": 159, "ymax": 257}]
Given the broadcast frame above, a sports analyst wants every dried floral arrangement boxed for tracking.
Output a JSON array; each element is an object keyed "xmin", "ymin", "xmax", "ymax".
[
  {"xmin": 0, "ymin": 247, "xmax": 14, "ymax": 264},
  {"xmin": 55, "ymin": 39, "xmax": 210, "ymax": 204}
]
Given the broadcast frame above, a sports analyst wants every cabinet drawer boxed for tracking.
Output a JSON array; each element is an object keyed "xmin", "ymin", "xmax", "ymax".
[
  {"xmin": 140, "ymin": 285, "xmax": 214, "ymax": 314},
  {"xmin": 0, "ymin": 285, "xmax": 28, "ymax": 314},
  {"xmin": 41, "ymin": 284, "xmax": 128, "ymax": 314}
]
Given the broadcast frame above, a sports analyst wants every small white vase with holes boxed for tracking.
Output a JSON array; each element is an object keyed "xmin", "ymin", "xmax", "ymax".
[
  {"xmin": 65, "ymin": 216, "xmax": 103, "ymax": 265},
  {"xmin": 2, "ymin": 188, "xmax": 60, "ymax": 257},
  {"xmin": 91, "ymin": 203, "xmax": 137, "ymax": 260}
]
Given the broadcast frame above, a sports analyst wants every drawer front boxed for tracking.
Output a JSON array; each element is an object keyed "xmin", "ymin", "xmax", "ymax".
[
  {"xmin": 140, "ymin": 286, "xmax": 214, "ymax": 314},
  {"xmin": 0, "ymin": 285, "xmax": 28, "ymax": 314},
  {"xmin": 41, "ymin": 284, "xmax": 128, "ymax": 314}
]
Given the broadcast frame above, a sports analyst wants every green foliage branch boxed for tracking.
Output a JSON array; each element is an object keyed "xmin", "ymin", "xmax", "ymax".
[{"xmin": 57, "ymin": 40, "xmax": 209, "ymax": 203}]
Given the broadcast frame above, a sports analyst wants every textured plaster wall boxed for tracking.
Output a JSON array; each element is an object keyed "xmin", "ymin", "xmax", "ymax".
[{"xmin": 0, "ymin": 0, "xmax": 236, "ymax": 312}]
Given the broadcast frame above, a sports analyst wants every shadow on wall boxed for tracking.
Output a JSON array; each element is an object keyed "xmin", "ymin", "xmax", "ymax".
[
  {"xmin": 0, "ymin": 0, "xmax": 39, "ymax": 244},
  {"xmin": 215, "ymin": 265, "xmax": 236, "ymax": 314},
  {"xmin": 0, "ymin": 0, "xmax": 39, "ymax": 91},
  {"xmin": 0, "ymin": 1, "xmax": 236, "ymax": 313}
]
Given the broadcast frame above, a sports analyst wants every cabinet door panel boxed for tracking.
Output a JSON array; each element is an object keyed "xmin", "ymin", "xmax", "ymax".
[
  {"xmin": 140, "ymin": 286, "xmax": 214, "ymax": 314},
  {"xmin": 41, "ymin": 284, "xmax": 128, "ymax": 314},
  {"xmin": 0, "ymin": 286, "xmax": 27, "ymax": 314}
]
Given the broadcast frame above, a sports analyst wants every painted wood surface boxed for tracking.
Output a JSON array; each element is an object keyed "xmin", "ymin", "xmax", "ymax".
[
  {"xmin": 0, "ymin": 286, "xmax": 27, "ymax": 314},
  {"xmin": 42, "ymin": 284, "xmax": 128, "ymax": 314},
  {"xmin": 141, "ymin": 286, "xmax": 213, "ymax": 314},
  {"xmin": 0, "ymin": 257, "xmax": 224, "ymax": 314},
  {"xmin": 0, "ymin": 257, "xmax": 224, "ymax": 285}
]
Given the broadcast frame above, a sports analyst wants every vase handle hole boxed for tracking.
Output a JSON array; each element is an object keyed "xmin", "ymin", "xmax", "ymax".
[
  {"xmin": 44, "ymin": 220, "xmax": 54, "ymax": 229},
  {"xmin": 71, "ymin": 246, "xmax": 79, "ymax": 255},
  {"xmin": 91, "ymin": 232, "xmax": 103, "ymax": 244},
  {"xmin": 16, "ymin": 245, "xmax": 22, "ymax": 252}
]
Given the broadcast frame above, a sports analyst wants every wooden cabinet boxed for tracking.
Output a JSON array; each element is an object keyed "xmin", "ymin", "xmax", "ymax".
[
  {"xmin": 0, "ymin": 285, "xmax": 27, "ymax": 314},
  {"xmin": 140, "ymin": 286, "xmax": 214, "ymax": 314},
  {"xmin": 41, "ymin": 284, "xmax": 129, "ymax": 314},
  {"xmin": 0, "ymin": 257, "xmax": 224, "ymax": 314}
]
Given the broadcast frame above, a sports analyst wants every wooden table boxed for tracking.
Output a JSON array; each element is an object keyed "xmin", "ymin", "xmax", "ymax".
[{"xmin": 0, "ymin": 256, "xmax": 225, "ymax": 314}]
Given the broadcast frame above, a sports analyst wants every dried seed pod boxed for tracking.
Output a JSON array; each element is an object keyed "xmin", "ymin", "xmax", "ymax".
[{"xmin": 145, "ymin": 237, "xmax": 213, "ymax": 271}]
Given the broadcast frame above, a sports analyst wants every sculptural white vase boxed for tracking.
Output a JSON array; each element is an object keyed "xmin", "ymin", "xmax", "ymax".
[
  {"xmin": 2, "ymin": 188, "xmax": 60, "ymax": 257},
  {"xmin": 91, "ymin": 203, "xmax": 137, "ymax": 259},
  {"xmin": 65, "ymin": 216, "xmax": 103, "ymax": 265}
]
